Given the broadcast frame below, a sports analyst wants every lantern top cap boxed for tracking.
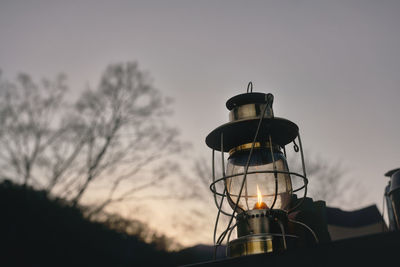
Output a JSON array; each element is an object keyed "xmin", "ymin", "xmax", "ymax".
[
  {"xmin": 205, "ymin": 85, "xmax": 298, "ymax": 152},
  {"xmin": 226, "ymin": 92, "xmax": 274, "ymax": 111}
]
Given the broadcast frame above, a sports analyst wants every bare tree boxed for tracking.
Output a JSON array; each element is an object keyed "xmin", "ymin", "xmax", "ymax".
[
  {"xmin": 0, "ymin": 62, "xmax": 187, "ymax": 214},
  {"xmin": 301, "ymin": 155, "xmax": 346, "ymax": 204},
  {"xmin": 297, "ymin": 154, "xmax": 366, "ymax": 208},
  {"xmin": 0, "ymin": 71, "xmax": 67, "ymax": 187}
]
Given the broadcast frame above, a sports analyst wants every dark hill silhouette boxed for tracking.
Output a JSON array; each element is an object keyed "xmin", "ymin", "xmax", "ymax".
[
  {"xmin": 1, "ymin": 180, "xmax": 388, "ymax": 266},
  {"xmin": 170, "ymin": 244, "xmax": 227, "ymax": 265},
  {"xmin": 0, "ymin": 180, "xmax": 176, "ymax": 266}
]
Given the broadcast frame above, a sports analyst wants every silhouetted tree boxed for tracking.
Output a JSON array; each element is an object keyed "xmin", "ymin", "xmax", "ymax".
[
  {"xmin": 295, "ymin": 154, "xmax": 365, "ymax": 208},
  {"xmin": 0, "ymin": 71, "xmax": 67, "ymax": 187},
  {"xmin": 300, "ymin": 155, "xmax": 346, "ymax": 204},
  {"xmin": 0, "ymin": 63, "xmax": 186, "ymax": 214}
]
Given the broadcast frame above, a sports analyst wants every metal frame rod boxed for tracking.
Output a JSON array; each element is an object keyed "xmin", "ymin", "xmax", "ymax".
[
  {"xmin": 297, "ymin": 132, "xmax": 307, "ymax": 178},
  {"xmin": 288, "ymin": 218, "xmax": 319, "ymax": 244},
  {"xmin": 268, "ymin": 134, "xmax": 279, "ymax": 210},
  {"xmin": 288, "ymin": 132, "xmax": 308, "ymax": 213},
  {"xmin": 213, "ymin": 134, "xmax": 228, "ymax": 258},
  {"xmin": 226, "ymin": 223, "xmax": 238, "ymax": 244},
  {"xmin": 278, "ymin": 219, "xmax": 287, "ymax": 250},
  {"xmin": 212, "ymin": 149, "xmax": 231, "ymax": 216}
]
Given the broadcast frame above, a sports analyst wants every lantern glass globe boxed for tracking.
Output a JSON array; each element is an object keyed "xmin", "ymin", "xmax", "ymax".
[{"xmin": 226, "ymin": 148, "xmax": 292, "ymax": 212}]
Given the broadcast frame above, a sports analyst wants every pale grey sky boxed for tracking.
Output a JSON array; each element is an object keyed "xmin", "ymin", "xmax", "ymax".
[{"xmin": 1, "ymin": 0, "xmax": 400, "ymax": 245}]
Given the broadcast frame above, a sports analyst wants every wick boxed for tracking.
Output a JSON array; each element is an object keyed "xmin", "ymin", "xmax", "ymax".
[{"xmin": 253, "ymin": 202, "xmax": 268, "ymax": 210}]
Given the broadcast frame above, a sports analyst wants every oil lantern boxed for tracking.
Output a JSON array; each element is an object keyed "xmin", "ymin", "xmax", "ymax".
[{"xmin": 206, "ymin": 83, "xmax": 311, "ymax": 258}]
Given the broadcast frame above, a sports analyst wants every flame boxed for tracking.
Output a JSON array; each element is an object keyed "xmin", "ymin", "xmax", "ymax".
[{"xmin": 257, "ymin": 184, "xmax": 262, "ymax": 205}]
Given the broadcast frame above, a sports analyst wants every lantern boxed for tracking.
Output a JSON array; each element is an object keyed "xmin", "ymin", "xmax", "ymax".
[
  {"xmin": 206, "ymin": 83, "xmax": 310, "ymax": 257},
  {"xmin": 385, "ymin": 168, "xmax": 400, "ymax": 231}
]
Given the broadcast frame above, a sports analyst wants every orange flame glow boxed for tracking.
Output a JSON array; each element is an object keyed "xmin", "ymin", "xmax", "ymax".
[{"xmin": 257, "ymin": 184, "xmax": 262, "ymax": 205}]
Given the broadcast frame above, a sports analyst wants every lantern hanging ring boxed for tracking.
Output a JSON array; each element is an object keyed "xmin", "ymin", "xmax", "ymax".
[{"xmin": 247, "ymin": 81, "xmax": 253, "ymax": 93}]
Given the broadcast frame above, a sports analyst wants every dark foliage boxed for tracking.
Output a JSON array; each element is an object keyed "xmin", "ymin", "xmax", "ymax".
[{"xmin": 0, "ymin": 180, "xmax": 177, "ymax": 267}]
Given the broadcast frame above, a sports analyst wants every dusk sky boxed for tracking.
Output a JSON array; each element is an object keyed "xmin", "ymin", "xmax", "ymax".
[{"xmin": 1, "ymin": 0, "xmax": 400, "ymax": 246}]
